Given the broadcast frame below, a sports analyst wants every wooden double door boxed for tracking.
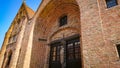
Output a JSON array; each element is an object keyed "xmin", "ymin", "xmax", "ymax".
[{"xmin": 49, "ymin": 35, "xmax": 82, "ymax": 68}]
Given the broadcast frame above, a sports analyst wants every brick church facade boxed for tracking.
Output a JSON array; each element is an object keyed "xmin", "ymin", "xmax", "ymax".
[{"xmin": 0, "ymin": 0, "xmax": 120, "ymax": 68}]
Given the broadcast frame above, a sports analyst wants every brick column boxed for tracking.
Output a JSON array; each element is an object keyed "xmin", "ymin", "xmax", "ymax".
[
  {"xmin": 77, "ymin": 0, "xmax": 106, "ymax": 68},
  {"xmin": 22, "ymin": 19, "xmax": 35, "ymax": 68},
  {"xmin": 43, "ymin": 45, "xmax": 50, "ymax": 68}
]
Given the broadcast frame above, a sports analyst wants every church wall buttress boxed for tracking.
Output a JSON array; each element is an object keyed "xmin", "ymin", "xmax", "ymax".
[
  {"xmin": 16, "ymin": 19, "xmax": 33, "ymax": 68},
  {"xmin": 9, "ymin": 18, "xmax": 28, "ymax": 68}
]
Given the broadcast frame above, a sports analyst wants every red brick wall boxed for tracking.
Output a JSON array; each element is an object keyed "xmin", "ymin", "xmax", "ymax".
[
  {"xmin": 77, "ymin": 0, "xmax": 107, "ymax": 68},
  {"xmin": 98, "ymin": 0, "xmax": 120, "ymax": 68}
]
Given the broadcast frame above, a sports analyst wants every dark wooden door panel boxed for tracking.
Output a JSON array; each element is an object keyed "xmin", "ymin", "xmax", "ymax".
[
  {"xmin": 50, "ymin": 62, "xmax": 61, "ymax": 68},
  {"xmin": 66, "ymin": 37, "xmax": 81, "ymax": 68},
  {"xmin": 49, "ymin": 35, "xmax": 82, "ymax": 68}
]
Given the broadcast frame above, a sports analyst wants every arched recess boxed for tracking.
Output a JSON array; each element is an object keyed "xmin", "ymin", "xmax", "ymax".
[
  {"xmin": 2, "ymin": 50, "xmax": 13, "ymax": 68},
  {"xmin": 31, "ymin": 0, "xmax": 82, "ymax": 68}
]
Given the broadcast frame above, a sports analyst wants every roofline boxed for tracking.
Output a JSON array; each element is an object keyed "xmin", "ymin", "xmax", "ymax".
[{"xmin": 32, "ymin": 0, "xmax": 44, "ymax": 19}]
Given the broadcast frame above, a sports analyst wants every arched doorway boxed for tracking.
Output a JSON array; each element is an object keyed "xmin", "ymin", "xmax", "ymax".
[
  {"xmin": 45, "ymin": 0, "xmax": 81, "ymax": 67},
  {"xmin": 33, "ymin": 0, "xmax": 81, "ymax": 68}
]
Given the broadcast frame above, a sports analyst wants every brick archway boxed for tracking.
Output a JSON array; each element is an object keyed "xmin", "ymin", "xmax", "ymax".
[{"xmin": 31, "ymin": 0, "xmax": 81, "ymax": 68}]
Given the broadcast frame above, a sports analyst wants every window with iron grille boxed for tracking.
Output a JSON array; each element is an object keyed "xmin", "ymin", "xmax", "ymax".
[{"xmin": 106, "ymin": 0, "xmax": 118, "ymax": 8}]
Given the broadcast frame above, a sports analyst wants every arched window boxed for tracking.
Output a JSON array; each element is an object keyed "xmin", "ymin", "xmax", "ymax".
[
  {"xmin": 59, "ymin": 15, "xmax": 67, "ymax": 27},
  {"xmin": 7, "ymin": 53, "xmax": 12, "ymax": 65},
  {"xmin": 106, "ymin": 0, "xmax": 118, "ymax": 8},
  {"xmin": 5, "ymin": 51, "xmax": 12, "ymax": 68}
]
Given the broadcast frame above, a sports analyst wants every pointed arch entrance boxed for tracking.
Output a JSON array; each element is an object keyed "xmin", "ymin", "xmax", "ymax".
[{"xmin": 32, "ymin": 0, "xmax": 82, "ymax": 68}]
